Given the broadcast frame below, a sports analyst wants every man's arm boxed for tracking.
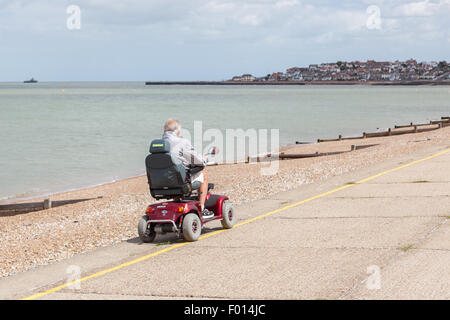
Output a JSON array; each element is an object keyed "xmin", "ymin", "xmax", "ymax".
[{"xmin": 182, "ymin": 139, "xmax": 206, "ymax": 167}]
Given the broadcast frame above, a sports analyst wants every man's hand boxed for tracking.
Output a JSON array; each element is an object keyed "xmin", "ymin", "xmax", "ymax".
[{"xmin": 206, "ymin": 147, "xmax": 219, "ymax": 155}]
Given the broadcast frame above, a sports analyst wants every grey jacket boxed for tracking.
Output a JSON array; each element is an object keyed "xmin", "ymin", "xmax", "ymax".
[{"xmin": 162, "ymin": 131, "xmax": 206, "ymax": 170}]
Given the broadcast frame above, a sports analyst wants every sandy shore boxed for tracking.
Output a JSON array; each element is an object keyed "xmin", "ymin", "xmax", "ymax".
[{"xmin": 1, "ymin": 126, "xmax": 449, "ymax": 278}]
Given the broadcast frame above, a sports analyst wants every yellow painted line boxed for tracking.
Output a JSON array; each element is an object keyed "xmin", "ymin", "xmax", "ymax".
[
  {"xmin": 355, "ymin": 148, "xmax": 450, "ymax": 184},
  {"xmin": 23, "ymin": 147, "xmax": 450, "ymax": 300},
  {"xmin": 23, "ymin": 242, "xmax": 189, "ymax": 300}
]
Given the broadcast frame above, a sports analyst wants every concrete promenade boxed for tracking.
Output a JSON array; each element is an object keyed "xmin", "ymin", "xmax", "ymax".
[{"xmin": 1, "ymin": 143, "xmax": 449, "ymax": 300}]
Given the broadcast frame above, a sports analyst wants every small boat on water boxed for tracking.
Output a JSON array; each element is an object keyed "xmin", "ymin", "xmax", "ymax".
[{"xmin": 24, "ymin": 78, "xmax": 38, "ymax": 83}]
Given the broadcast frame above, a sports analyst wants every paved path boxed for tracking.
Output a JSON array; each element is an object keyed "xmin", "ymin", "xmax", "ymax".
[{"xmin": 1, "ymin": 144, "xmax": 449, "ymax": 300}]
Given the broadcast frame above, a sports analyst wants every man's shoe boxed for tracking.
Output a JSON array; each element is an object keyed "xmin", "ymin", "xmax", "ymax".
[{"xmin": 202, "ymin": 208, "xmax": 215, "ymax": 219}]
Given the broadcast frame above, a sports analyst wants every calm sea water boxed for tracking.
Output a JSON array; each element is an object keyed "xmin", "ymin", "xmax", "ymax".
[{"xmin": 0, "ymin": 82, "xmax": 449, "ymax": 201}]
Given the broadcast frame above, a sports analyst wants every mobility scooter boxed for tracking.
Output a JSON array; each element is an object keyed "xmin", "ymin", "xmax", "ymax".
[{"xmin": 138, "ymin": 139, "xmax": 236, "ymax": 242}]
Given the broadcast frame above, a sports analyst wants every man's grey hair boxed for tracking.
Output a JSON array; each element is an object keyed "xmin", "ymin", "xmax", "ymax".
[{"xmin": 164, "ymin": 119, "xmax": 181, "ymax": 133}]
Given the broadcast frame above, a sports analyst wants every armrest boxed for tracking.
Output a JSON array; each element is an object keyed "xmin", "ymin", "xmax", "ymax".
[{"xmin": 187, "ymin": 164, "xmax": 205, "ymax": 175}]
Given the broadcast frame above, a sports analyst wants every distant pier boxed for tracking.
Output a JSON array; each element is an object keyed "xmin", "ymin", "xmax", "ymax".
[
  {"xmin": 145, "ymin": 81, "xmax": 306, "ymax": 85},
  {"xmin": 145, "ymin": 80, "xmax": 450, "ymax": 86}
]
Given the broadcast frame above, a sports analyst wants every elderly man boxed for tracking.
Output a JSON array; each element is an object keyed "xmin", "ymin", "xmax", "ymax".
[{"xmin": 162, "ymin": 119, "xmax": 214, "ymax": 219}]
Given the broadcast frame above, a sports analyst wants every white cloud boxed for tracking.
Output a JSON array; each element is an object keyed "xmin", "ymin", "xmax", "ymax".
[
  {"xmin": 274, "ymin": 0, "xmax": 300, "ymax": 9},
  {"xmin": 1, "ymin": 0, "xmax": 447, "ymax": 45},
  {"xmin": 0, "ymin": 0, "xmax": 448, "ymax": 80},
  {"xmin": 393, "ymin": 0, "xmax": 450, "ymax": 17}
]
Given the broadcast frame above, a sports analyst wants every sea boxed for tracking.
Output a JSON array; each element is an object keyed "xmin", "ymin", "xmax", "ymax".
[{"xmin": 0, "ymin": 82, "xmax": 449, "ymax": 201}]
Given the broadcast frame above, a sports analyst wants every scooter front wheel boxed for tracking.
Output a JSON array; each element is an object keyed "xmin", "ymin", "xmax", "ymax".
[
  {"xmin": 182, "ymin": 213, "xmax": 201, "ymax": 242},
  {"xmin": 138, "ymin": 215, "xmax": 156, "ymax": 243},
  {"xmin": 221, "ymin": 202, "xmax": 236, "ymax": 229}
]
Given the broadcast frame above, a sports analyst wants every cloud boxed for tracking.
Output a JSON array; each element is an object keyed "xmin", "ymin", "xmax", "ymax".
[
  {"xmin": 393, "ymin": 0, "xmax": 450, "ymax": 17},
  {"xmin": 1, "ymin": 0, "xmax": 447, "ymax": 44},
  {"xmin": 0, "ymin": 0, "xmax": 448, "ymax": 80}
]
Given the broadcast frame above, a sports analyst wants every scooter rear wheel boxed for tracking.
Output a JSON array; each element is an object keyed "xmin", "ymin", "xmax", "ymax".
[
  {"xmin": 138, "ymin": 215, "xmax": 156, "ymax": 243},
  {"xmin": 182, "ymin": 213, "xmax": 201, "ymax": 242},
  {"xmin": 221, "ymin": 202, "xmax": 236, "ymax": 229}
]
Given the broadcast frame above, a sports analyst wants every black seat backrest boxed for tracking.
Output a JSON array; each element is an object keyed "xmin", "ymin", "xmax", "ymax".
[{"xmin": 145, "ymin": 139, "xmax": 189, "ymax": 199}]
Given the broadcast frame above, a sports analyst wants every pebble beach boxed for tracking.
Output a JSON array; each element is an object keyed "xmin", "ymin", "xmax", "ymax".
[{"xmin": 1, "ymin": 126, "xmax": 450, "ymax": 278}]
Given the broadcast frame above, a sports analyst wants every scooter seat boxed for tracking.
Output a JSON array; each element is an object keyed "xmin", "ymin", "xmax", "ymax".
[{"xmin": 146, "ymin": 139, "xmax": 203, "ymax": 200}]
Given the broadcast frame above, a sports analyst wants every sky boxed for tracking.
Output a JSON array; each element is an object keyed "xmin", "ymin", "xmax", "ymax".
[{"xmin": 0, "ymin": 0, "xmax": 449, "ymax": 81}]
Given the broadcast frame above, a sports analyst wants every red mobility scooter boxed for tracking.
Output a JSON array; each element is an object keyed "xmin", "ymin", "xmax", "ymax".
[{"xmin": 138, "ymin": 139, "xmax": 236, "ymax": 242}]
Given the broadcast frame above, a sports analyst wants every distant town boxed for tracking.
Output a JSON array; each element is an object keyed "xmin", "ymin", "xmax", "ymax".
[{"xmin": 231, "ymin": 59, "xmax": 450, "ymax": 82}]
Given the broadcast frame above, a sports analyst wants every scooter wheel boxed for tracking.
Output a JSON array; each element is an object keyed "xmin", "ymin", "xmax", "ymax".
[
  {"xmin": 138, "ymin": 215, "xmax": 156, "ymax": 243},
  {"xmin": 182, "ymin": 213, "xmax": 201, "ymax": 242},
  {"xmin": 221, "ymin": 202, "xmax": 236, "ymax": 229}
]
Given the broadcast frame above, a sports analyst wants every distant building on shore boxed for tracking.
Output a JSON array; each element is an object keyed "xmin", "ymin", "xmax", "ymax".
[
  {"xmin": 231, "ymin": 74, "xmax": 256, "ymax": 82},
  {"xmin": 230, "ymin": 59, "xmax": 449, "ymax": 83}
]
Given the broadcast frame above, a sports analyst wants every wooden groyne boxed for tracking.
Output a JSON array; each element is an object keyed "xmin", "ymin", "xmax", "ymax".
[
  {"xmin": 317, "ymin": 116, "xmax": 449, "ymax": 143},
  {"xmin": 0, "ymin": 196, "xmax": 103, "ymax": 216},
  {"xmin": 212, "ymin": 143, "xmax": 379, "ymax": 165},
  {"xmin": 228, "ymin": 116, "xmax": 449, "ymax": 162},
  {"xmin": 211, "ymin": 116, "xmax": 449, "ymax": 163},
  {"xmin": 278, "ymin": 144, "xmax": 379, "ymax": 160}
]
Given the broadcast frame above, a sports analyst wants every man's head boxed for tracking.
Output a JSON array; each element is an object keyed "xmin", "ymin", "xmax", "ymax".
[{"xmin": 164, "ymin": 119, "xmax": 181, "ymax": 136}]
